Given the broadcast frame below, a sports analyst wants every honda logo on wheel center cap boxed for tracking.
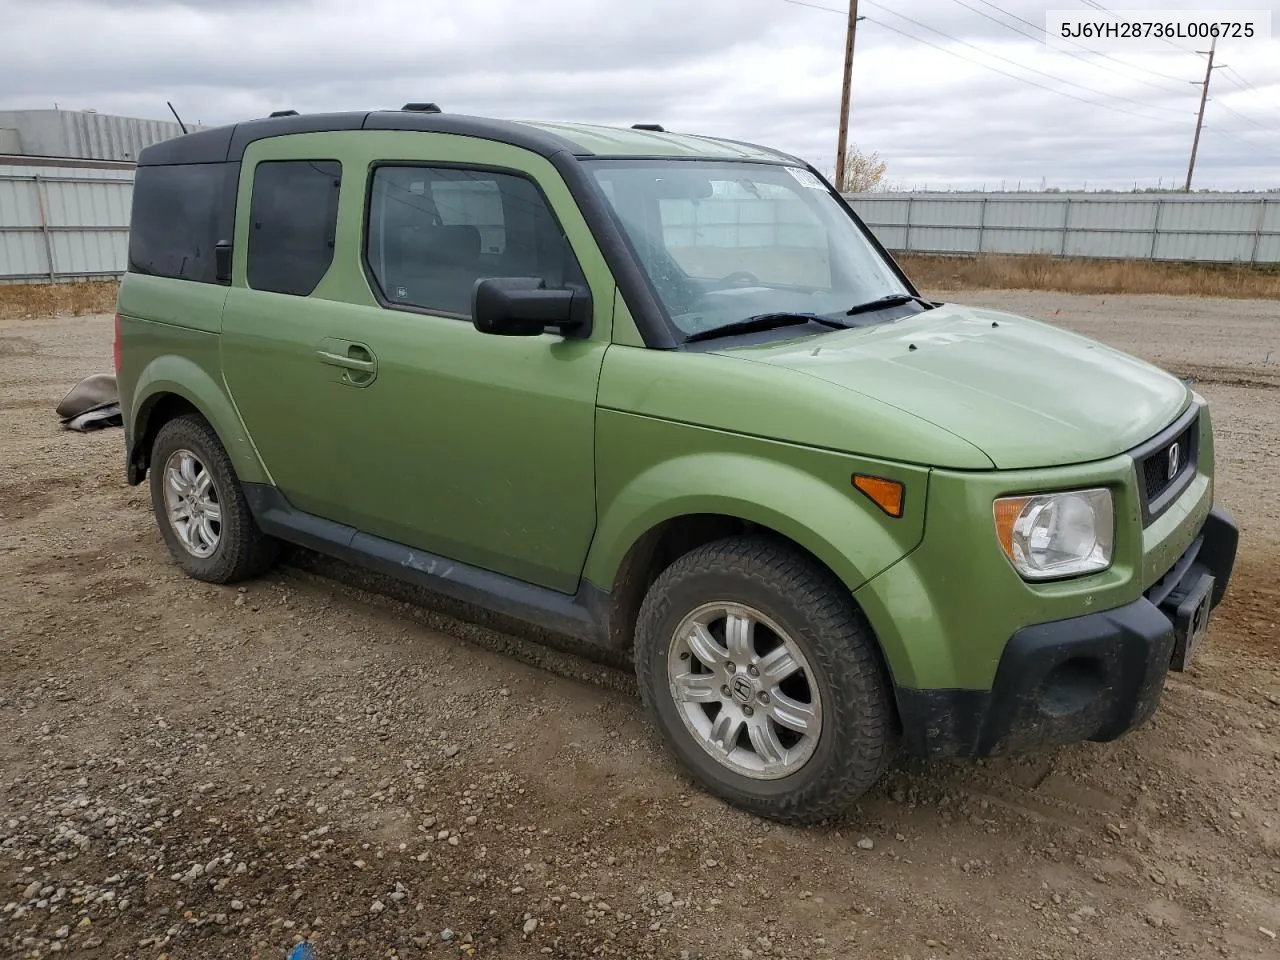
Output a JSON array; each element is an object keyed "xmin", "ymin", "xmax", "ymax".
[{"xmin": 730, "ymin": 675, "xmax": 754, "ymax": 703}]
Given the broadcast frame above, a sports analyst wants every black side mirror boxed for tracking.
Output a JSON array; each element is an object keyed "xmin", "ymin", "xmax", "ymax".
[
  {"xmin": 472, "ymin": 277, "xmax": 591, "ymax": 338},
  {"xmin": 214, "ymin": 241, "xmax": 233, "ymax": 284}
]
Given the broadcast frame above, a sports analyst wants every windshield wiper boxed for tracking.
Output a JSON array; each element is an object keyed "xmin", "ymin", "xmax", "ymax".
[
  {"xmin": 845, "ymin": 293, "xmax": 936, "ymax": 317},
  {"xmin": 684, "ymin": 312, "xmax": 846, "ymax": 344}
]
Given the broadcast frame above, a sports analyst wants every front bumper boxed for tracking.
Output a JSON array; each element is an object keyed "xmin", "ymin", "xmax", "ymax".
[{"xmin": 896, "ymin": 505, "xmax": 1238, "ymax": 758}]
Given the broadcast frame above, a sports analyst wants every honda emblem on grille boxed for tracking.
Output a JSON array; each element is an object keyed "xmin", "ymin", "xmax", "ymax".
[{"xmin": 1167, "ymin": 442, "xmax": 1180, "ymax": 480}]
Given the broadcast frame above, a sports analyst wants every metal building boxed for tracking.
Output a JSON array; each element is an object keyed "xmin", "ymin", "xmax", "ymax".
[{"xmin": 0, "ymin": 109, "xmax": 191, "ymax": 163}]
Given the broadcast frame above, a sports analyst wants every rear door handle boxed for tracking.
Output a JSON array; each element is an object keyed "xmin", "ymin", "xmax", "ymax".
[
  {"xmin": 316, "ymin": 349, "xmax": 374, "ymax": 371},
  {"xmin": 316, "ymin": 339, "xmax": 378, "ymax": 386}
]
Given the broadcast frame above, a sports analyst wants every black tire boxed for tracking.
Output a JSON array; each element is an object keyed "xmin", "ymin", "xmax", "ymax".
[
  {"xmin": 148, "ymin": 414, "xmax": 280, "ymax": 583},
  {"xmin": 635, "ymin": 535, "xmax": 895, "ymax": 824}
]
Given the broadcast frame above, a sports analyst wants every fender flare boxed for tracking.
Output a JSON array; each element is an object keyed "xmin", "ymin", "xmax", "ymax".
[
  {"xmin": 127, "ymin": 355, "xmax": 269, "ymax": 486},
  {"xmin": 583, "ymin": 451, "xmax": 928, "ymax": 682}
]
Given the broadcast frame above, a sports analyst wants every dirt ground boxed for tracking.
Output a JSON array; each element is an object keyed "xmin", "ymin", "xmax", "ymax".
[{"xmin": 1, "ymin": 292, "xmax": 1277, "ymax": 960}]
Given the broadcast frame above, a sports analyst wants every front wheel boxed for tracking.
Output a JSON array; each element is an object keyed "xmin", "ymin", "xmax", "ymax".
[{"xmin": 635, "ymin": 536, "xmax": 895, "ymax": 823}]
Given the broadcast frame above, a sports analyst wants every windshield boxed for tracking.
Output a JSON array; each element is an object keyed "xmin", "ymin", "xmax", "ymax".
[{"xmin": 584, "ymin": 159, "xmax": 911, "ymax": 340}]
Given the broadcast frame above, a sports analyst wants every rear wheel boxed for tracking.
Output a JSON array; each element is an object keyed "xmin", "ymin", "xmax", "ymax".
[
  {"xmin": 148, "ymin": 414, "xmax": 280, "ymax": 583},
  {"xmin": 635, "ymin": 535, "xmax": 895, "ymax": 823}
]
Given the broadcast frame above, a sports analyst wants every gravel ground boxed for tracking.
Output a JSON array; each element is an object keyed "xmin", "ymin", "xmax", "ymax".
[{"xmin": 1, "ymin": 292, "xmax": 1278, "ymax": 960}]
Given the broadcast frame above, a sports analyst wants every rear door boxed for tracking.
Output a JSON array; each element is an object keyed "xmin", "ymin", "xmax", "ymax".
[{"xmin": 219, "ymin": 139, "xmax": 351, "ymax": 521}]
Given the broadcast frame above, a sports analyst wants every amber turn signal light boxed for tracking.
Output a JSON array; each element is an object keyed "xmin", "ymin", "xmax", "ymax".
[
  {"xmin": 852, "ymin": 475, "xmax": 905, "ymax": 518},
  {"xmin": 992, "ymin": 496, "xmax": 1031, "ymax": 561}
]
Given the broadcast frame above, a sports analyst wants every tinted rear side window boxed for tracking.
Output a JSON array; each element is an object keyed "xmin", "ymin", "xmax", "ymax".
[
  {"xmin": 127, "ymin": 163, "xmax": 236, "ymax": 284},
  {"xmin": 246, "ymin": 160, "xmax": 342, "ymax": 297}
]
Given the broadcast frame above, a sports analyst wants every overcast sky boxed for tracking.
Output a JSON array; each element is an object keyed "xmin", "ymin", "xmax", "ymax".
[{"xmin": 4, "ymin": 0, "xmax": 1278, "ymax": 190}]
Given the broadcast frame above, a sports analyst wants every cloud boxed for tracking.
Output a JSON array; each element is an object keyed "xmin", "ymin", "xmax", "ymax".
[{"xmin": 3, "ymin": 0, "xmax": 1277, "ymax": 190}]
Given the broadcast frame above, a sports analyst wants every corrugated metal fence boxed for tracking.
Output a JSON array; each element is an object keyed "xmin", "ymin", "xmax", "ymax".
[
  {"xmin": 0, "ymin": 159, "xmax": 133, "ymax": 283},
  {"xmin": 846, "ymin": 191, "xmax": 1280, "ymax": 264},
  {"xmin": 4, "ymin": 169, "xmax": 1280, "ymax": 284}
]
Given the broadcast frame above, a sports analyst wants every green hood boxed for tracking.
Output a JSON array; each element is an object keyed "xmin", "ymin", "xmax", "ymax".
[{"xmin": 721, "ymin": 303, "xmax": 1190, "ymax": 469}]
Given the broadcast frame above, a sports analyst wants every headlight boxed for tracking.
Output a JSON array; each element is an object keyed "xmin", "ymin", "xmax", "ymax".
[{"xmin": 993, "ymin": 488, "xmax": 1114, "ymax": 580}]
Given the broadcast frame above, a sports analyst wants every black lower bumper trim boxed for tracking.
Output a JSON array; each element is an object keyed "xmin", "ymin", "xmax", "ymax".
[
  {"xmin": 1198, "ymin": 506, "xmax": 1238, "ymax": 610},
  {"xmin": 896, "ymin": 505, "xmax": 1239, "ymax": 759},
  {"xmin": 897, "ymin": 598, "xmax": 1175, "ymax": 758}
]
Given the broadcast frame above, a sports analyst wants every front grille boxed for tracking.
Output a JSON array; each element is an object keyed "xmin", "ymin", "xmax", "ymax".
[
  {"xmin": 1130, "ymin": 406, "xmax": 1200, "ymax": 527},
  {"xmin": 1141, "ymin": 419, "xmax": 1196, "ymax": 502}
]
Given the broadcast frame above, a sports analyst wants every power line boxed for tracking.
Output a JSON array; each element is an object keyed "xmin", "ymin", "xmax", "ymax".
[
  {"xmin": 1202, "ymin": 126, "xmax": 1280, "ymax": 165},
  {"xmin": 957, "ymin": 0, "xmax": 1191, "ymax": 91},
  {"xmin": 1217, "ymin": 67, "xmax": 1253, "ymax": 95},
  {"xmin": 860, "ymin": 1, "xmax": 1190, "ymax": 120},
  {"xmin": 1213, "ymin": 100, "xmax": 1273, "ymax": 136},
  {"xmin": 1222, "ymin": 65, "xmax": 1279, "ymax": 98},
  {"xmin": 781, "ymin": 0, "xmax": 1187, "ymax": 123},
  {"xmin": 861, "ymin": 13, "xmax": 1179, "ymax": 122},
  {"xmin": 968, "ymin": 0, "xmax": 1067, "ymax": 37},
  {"xmin": 1080, "ymin": 0, "xmax": 1193, "ymax": 55},
  {"xmin": 1209, "ymin": 127, "xmax": 1273, "ymax": 152},
  {"xmin": 1217, "ymin": 66, "xmax": 1280, "ymax": 112},
  {"xmin": 783, "ymin": 0, "xmax": 1270, "ymax": 187},
  {"xmin": 781, "ymin": 0, "xmax": 848, "ymax": 13}
]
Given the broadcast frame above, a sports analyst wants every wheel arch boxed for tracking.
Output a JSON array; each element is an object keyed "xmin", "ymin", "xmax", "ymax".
[
  {"xmin": 630, "ymin": 526, "xmax": 901, "ymax": 822},
  {"xmin": 128, "ymin": 392, "xmax": 198, "ymax": 483},
  {"xmin": 590, "ymin": 499, "xmax": 914, "ymax": 694},
  {"xmin": 126, "ymin": 357, "xmax": 268, "ymax": 487}
]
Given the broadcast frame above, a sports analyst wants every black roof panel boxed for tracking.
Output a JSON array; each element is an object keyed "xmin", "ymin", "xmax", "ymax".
[
  {"xmin": 228, "ymin": 112, "xmax": 369, "ymax": 160},
  {"xmin": 138, "ymin": 109, "xmax": 601, "ymax": 167},
  {"xmin": 137, "ymin": 125, "xmax": 235, "ymax": 166},
  {"xmin": 361, "ymin": 111, "xmax": 587, "ymax": 158},
  {"xmin": 137, "ymin": 113, "xmax": 370, "ymax": 166}
]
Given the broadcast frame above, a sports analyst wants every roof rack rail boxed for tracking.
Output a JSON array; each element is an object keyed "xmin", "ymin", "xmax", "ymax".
[
  {"xmin": 269, "ymin": 109, "xmax": 299, "ymax": 118},
  {"xmin": 632, "ymin": 123, "xmax": 665, "ymax": 132},
  {"xmin": 402, "ymin": 102, "xmax": 442, "ymax": 113}
]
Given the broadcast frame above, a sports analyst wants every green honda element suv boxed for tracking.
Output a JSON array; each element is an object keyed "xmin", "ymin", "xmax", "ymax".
[{"xmin": 115, "ymin": 105, "xmax": 1237, "ymax": 823}]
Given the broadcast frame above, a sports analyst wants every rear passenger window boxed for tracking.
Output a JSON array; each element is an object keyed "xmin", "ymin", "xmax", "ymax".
[
  {"xmin": 128, "ymin": 162, "xmax": 237, "ymax": 284},
  {"xmin": 365, "ymin": 166, "xmax": 582, "ymax": 318},
  {"xmin": 246, "ymin": 160, "xmax": 342, "ymax": 296}
]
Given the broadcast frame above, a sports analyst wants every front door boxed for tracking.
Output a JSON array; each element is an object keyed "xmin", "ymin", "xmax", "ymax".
[{"xmin": 221, "ymin": 134, "xmax": 614, "ymax": 594}]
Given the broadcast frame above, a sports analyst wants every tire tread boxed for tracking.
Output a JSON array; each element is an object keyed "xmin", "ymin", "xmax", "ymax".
[
  {"xmin": 149, "ymin": 414, "xmax": 280, "ymax": 584},
  {"xmin": 634, "ymin": 534, "xmax": 895, "ymax": 824}
]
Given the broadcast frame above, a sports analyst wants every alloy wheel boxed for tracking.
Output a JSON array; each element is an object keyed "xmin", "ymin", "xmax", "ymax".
[{"xmin": 666, "ymin": 601, "xmax": 823, "ymax": 780}]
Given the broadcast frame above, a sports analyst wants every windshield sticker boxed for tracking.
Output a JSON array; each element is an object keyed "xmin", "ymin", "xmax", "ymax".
[{"xmin": 785, "ymin": 167, "xmax": 827, "ymax": 190}]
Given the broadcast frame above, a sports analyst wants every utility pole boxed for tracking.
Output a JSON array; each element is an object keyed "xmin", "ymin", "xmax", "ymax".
[
  {"xmin": 834, "ymin": 0, "xmax": 861, "ymax": 192},
  {"xmin": 1184, "ymin": 37, "xmax": 1219, "ymax": 192}
]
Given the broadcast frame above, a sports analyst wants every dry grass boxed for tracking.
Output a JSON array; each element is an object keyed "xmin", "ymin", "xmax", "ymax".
[
  {"xmin": 0, "ymin": 281, "xmax": 120, "ymax": 321},
  {"xmin": 899, "ymin": 253, "xmax": 1280, "ymax": 300}
]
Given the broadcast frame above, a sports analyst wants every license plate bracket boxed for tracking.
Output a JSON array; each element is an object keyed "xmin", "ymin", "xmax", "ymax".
[{"xmin": 1169, "ymin": 572, "xmax": 1215, "ymax": 671}]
